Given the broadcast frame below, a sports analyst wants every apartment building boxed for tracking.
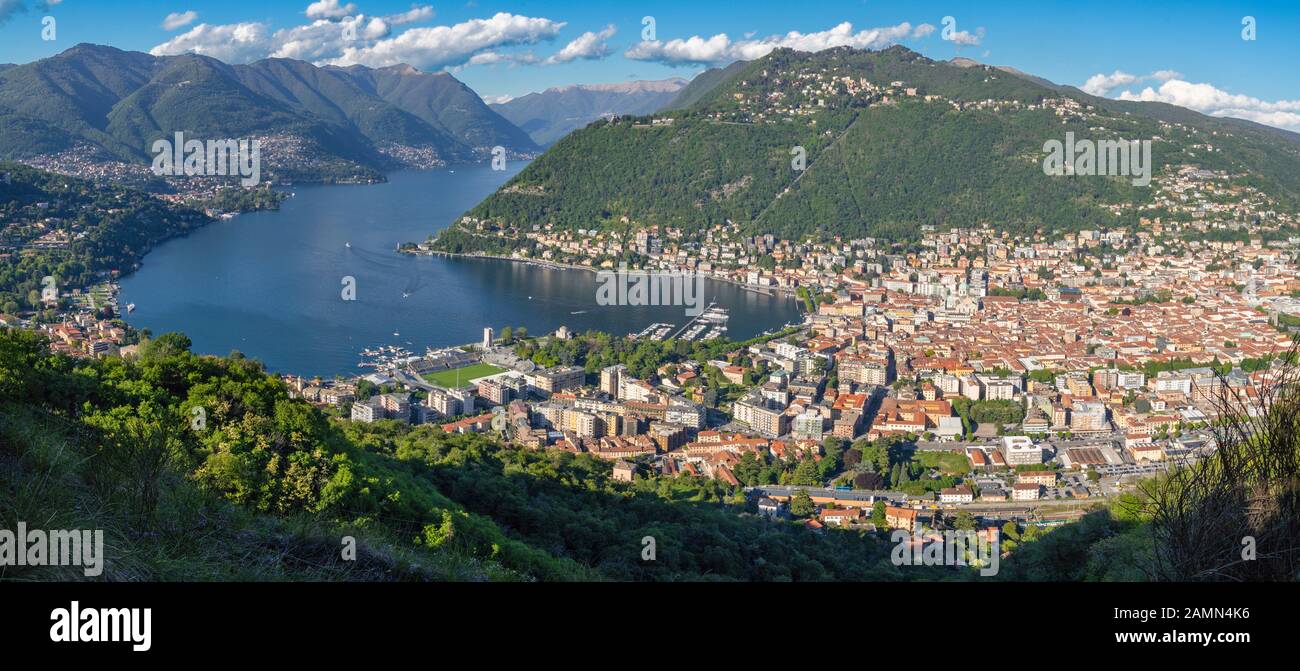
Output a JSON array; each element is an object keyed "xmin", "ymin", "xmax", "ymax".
[
  {"xmin": 734, "ymin": 389, "xmax": 790, "ymax": 438},
  {"xmin": 1002, "ymin": 435, "xmax": 1044, "ymax": 466},
  {"xmin": 526, "ymin": 366, "xmax": 586, "ymax": 395}
]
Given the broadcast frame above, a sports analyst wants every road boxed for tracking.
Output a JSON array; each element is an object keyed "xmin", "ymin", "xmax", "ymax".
[
  {"xmin": 747, "ymin": 485, "xmax": 1108, "ymax": 523},
  {"xmin": 910, "ymin": 433, "xmax": 1124, "ymax": 452}
]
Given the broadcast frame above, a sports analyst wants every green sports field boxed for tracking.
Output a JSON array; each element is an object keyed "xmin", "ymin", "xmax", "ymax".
[{"xmin": 423, "ymin": 363, "xmax": 506, "ymax": 387}]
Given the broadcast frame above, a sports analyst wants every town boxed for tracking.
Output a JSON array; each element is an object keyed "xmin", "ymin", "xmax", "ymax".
[
  {"xmin": 284, "ymin": 210, "xmax": 1298, "ymax": 535},
  {"xmin": 14, "ymin": 153, "xmax": 1300, "ymax": 540},
  {"xmin": 7, "ymin": 47, "xmax": 1300, "ymax": 546}
]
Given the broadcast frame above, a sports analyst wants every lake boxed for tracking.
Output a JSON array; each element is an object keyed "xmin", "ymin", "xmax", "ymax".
[{"xmin": 119, "ymin": 163, "xmax": 801, "ymax": 377}]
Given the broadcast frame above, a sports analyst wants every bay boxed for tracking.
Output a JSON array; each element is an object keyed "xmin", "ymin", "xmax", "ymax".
[{"xmin": 119, "ymin": 163, "xmax": 801, "ymax": 377}]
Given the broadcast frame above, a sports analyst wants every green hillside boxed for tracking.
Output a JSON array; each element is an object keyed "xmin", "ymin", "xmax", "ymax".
[
  {"xmin": 0, "ymin": 45, "xmax": 537, "ymax": 179},
  {"xmin": 438, "ymin": 46, "xmax": 1300, "ymax": 248},
  {"xmin": 0, "ymin": 328, "xmax": 936, "ymax": 581},
  {"xmin": 658, "ymin": 60, "xmax": 751, "ymax": 112},
  {"xmin": 0, "ymin": 162, "xmax": 211, "ymax": 315}
]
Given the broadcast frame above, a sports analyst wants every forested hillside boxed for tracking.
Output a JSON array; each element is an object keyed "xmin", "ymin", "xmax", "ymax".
[
  {"xmin": 1, "ymin": 328, "xmax": 929, "ymax": 581},
  {"xmin": 445, "ymin": 45, "xmax": 1300, "ymax": 246},
  {"xmin": 0, "ymin": 162, "xmax": 211, "ymax": 315},
  {"xmin": 0, "ymin": 44, "xmax": 537, "ymax": 179}
]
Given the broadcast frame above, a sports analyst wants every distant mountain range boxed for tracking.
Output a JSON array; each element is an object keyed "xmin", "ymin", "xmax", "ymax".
[
  {"xmin": 441, "ymin": 45, "xmax": 1300, "ymax": 247},
  {"xmin": 0, "ymin": 44, "xmax": 537, "ymax": 181},
  {"xmin": 490, "ymin": 78, "xmax": 688, "ymax": 146},
  {"xmin": 657, "ymin": 60, "xmax": 751, "ymax": 112}
]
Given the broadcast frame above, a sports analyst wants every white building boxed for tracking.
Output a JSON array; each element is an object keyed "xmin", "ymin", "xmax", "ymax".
[
  {"xmin": 1116, "ymin": 371, "xmax": 1146, "ymax": 390},
  {"xmin": 792, "ymin": 411, "xmax": 825, "ymax": 441},
  {"xmin": 939, "ymin": 485, "xmax": 974, "ymax": 503},
  {"xmin": 1012, "ymin": 483, "xmax": 1041, "ymax": 501},
  {"xmin": 1002, "ymin": 435, "xmax": 1044, "ymax": 466}
]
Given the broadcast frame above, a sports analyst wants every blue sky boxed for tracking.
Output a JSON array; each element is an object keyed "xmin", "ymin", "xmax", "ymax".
[{"xmin": 1, "ymin": 0, "xmax": 1297, "ymax": 129}]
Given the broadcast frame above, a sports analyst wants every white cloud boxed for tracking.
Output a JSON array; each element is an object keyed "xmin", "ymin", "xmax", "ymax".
[
  {"xmin": 162, "ymin": 10, "xmax": 198, "ymax": 31},
  {"xmin": 625, "ymin": 21, "xmax": 933, "ymax": 66},
  {"xmin": 546, "ymin": 24, "xmax": 615, "ymax": 64},
  {"xmin": 1116, "ymin": 79, "xmax": 1300, "ymax": 132},
  {"xmin": 1081, "ymin": 70, "xmax": 1141, "ymax": 96},
  {"xmin": 388, "ymin": 5, "xmax": 434, "ymax": 26},
  {"xmin": 1082, "ymin": 68, "xmax": 1300, "ymax": 132},
  {"xmin": 305, "ymin": 0, "xmax": 356, "ymax": 20},
  {"xmin": 455, "ymin": 50, "xmax": 540, "ymax": 70},
  {"xmin": 150, "ymin": 7, "xmax": 555, "ymax": 72},
  {"xmin": 1080, "ymin": 69, "xmax": 1189, "ymax": 97},
  {"xmin": 269, "ymin": 16, "xmax": 388, "ymax": 62},
  {"xmin": 943, "ymin": 27, "xmax": 984, "ymax": 46},
  {"xmin": 326, "ymin": 12, "xmax": 565, "ymax": 69},
  {"xmin": 150, "ymin": 22, "xmax": 273, "ymax": 64}
]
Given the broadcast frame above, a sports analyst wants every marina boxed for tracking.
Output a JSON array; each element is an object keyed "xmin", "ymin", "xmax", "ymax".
[
  {"xmin": 631, "ymin": 305, "xmax": 732, "ymax": 342},
  {"xmin": 669, "ymin": 303, "xmax": 730, "ymax": 341},
  {"xmin": 356, "ymin": 345, "xmax": 416, "ymax": 369}
]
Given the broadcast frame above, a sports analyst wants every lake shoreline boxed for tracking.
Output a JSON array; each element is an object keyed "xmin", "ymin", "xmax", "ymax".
[
  {"xmin": 408, "ymin": 249, "xmax": 798, "ymax": 299},
  {"xmin": 118, "ymin": 165, "xmax": 801, "ymax": 377}
]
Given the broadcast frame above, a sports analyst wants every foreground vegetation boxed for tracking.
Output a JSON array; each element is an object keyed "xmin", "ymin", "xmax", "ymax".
[
  {"xmin": 0, "ymin": 329, "xmax": 914, "ymax": 581},
  {"xmin": 4, "ymin": 327, "xmax": 1294, "ymax": 581}
]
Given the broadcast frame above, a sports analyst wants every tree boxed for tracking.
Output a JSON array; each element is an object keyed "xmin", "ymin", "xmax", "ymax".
[
  {"xmin": 140, "ymin": 332, "xmax": 192, "ymax": 360},
  {"xmin": 791, "ymin": 458, "xmax": 822, "ymax": 486},
  {"xmin": 1131, "ymin": 346, "xmax": 1300, "ymax": 581},
  {"xmin": 871, "ymin": 501, "xmax": 887, "ymax": 528},
  {"xmin": 85, "ymin": 403, "xmax": 182, "ymax": 522},
  {"xmin": 789, "ymin": 490, "xmax": 816, "ymax": 518},
  {"xmin": 953, "ymin": 511, "xmax": 977, "ymax": 531},
  {"xmin": 853, "ymin": 472, "xmax": 884, "ymax": 490}
]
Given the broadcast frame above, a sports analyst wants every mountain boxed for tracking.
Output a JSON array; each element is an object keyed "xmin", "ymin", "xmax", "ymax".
[
  {"xmin": 490, "ymin": 78, "xmax": 687, "ymax": 146},
  {"xmin": 331, "ymin": 63, "xmax": 537, "ymax": 153},
  {"xmin": 0, "ymin": 44, "xmax": 537, "ymax": 180},
  {"xmin": 437, "ymin": 46, "xmax": 1300, "ymax": 249},
  {"xmin": 658, "ymin": 60, "xmax": 751, "ymax": 112},
  {"xmin": 952, "ymin": 56, "xmax": 1300, "ymax": 150}
]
